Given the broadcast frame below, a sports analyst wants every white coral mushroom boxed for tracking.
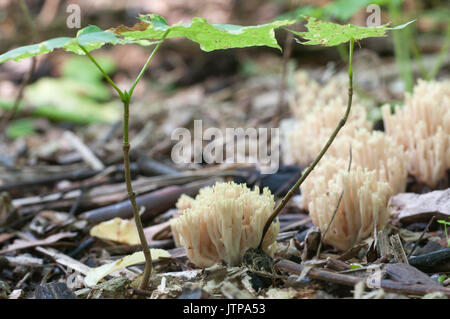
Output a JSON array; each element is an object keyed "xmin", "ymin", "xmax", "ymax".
[
  {"xmin": 289, "ymin": 97, "xmax": 372, "ymax": 166},
  {"xmin": 290, "ymin": 71, "xmax": 361, "ymax": 118},
  {"xmin": 330, "ymin": 129, "xmax": 407, "ymax": 195},
  {"xmin": 382, "ymin": 79, "xmax": 450, "ymax": 187},
  {"xmin": 170, "ymin": 182, "xmax": 279, "ymax": 268},
  {"xmin": 300, "ymin": 128, "xmax": 407, "ymax": 250},
  {"xmin": 302, "ymin": 159, "xmax": 392, "ymax": 251}
]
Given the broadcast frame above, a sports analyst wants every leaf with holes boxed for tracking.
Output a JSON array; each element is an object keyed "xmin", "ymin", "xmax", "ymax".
[
  {"xmin": 114, "ymin": 14, "xmax": 296, "ymax": 52},
  {"xmin": 290, "ymin": 15, "xmax": 414, "ymax": 47}
]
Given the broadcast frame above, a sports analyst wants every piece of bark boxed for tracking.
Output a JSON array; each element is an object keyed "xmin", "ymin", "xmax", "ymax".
[
  {"xmin": 325, "ymin": 257, "xmax": 350, "ymax": 271},
  {"xmin": 408, "ymin": 248, "xmax": 450, "ymax": 273},
  {"xmin": 389, "ymin": 189, "xmax": 450, "ymax": 224},
  {"xmin": 34, "ymin": 282, "xmax": 76, "ymax": 299},
  {"xmin": 384, "ymin": 263, "xmax": 440, "ymax": 287},
  {"xmin": 337, "ymin": 242, "xmax": 369, "ymax": 261},
  {"xmin": 390, "ymin": 234, "xmax": 409, "ymax": 264},
  {"xmin": 80, "ymin": 179, "xmax": 219, "ymax": 223}
]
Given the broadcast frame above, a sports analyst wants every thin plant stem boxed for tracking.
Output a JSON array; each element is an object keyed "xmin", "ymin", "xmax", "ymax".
[
  {"xmin": 273, "ymin": 31, "xmax": 294, "ymax": 127},
  {"xmin": 444, "ymin": 223, "xmax": 449, "ymax": 247},
  {"xmin": 18, "ymin": 0, "xmax": 39, "ymax": 41},
  {"xmin": 78, "ymin": 46, "xmax": 125, "ymax": 101},
  {"xmin": 0, "ymin": 58, "xmax": 36, "ymax": 134},
  {"xmin": 428, "ymin": 23, "xmax": 450, "ymax": 80},
  {"xmin": 79, "ymin": 36, "xmax": 169, "ymax": 290},
  {"xmin": 315, "ymin": 147, "xmax": 352, "ymax": 259},
  {"xmin": 0, "ymin": 0, "xmax": 38, "ymax": 134},
  {"xmin": 259, "ymin": 38, "xmax": 355, "ymax": 249},
  {"xmin": 122, "ymin": 98, "xmax": 153, "ymax": 290},
  {"xmin": 128, "ymin": 30, "xmax": 170, "ymax": 97}
]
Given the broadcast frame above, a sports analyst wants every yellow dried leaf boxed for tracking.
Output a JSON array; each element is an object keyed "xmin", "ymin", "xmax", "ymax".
[
  {"xmin": 84, "ymin": 249, "xmax": 171, "ymax": 287},
  {"xmin": 89, "ymin": 217, "xmax": 139, "ymax": 245}
]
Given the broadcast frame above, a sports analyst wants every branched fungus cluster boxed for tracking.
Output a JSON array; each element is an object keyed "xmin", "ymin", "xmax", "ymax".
[
  {"xmin": 382, "ymin": 79, "xmax": 450, "ymax": 187},
  {"xmin": 170, "ymin": 181, "xmax": 279, "ymax": 267},
  {"xmin": 289, "ymin": 72, "xmax": 416, "ymax": 250},
  {"xmin": 301, "ymin": 129, "xmax": 407, "ymax": 250}
]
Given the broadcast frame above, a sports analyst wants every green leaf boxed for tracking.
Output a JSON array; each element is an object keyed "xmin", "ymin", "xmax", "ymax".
[
  {"xmin": 438, "ymin": 274, "xmax": 447, "ymax": 285},
  {"xmin": 291, "ymin": 15, "xmax": 388, "ymax": 47},
  {"xmin": 0, "ymin": 25, "xmax": 150, "ymax": 64},
  {"xmin": 62, "ymin": 55, "xmax": 116, "ymax": 83},
  {"xmin": 290, "ymin": 15, "xmax": 413, "ymax": 47},
  {"xmin": 349, "ymin": 263, "xmax": 363, "ymax": 269},
  {"xmin": 115, "ymin": 14, "xmax": 296, "ymax": 52},
  {"xmin": 6, "ymin": 118, "xmax": 36, "ymax": 139},
  {"xmin": 437, "ymin": 220, "xmax": 450, "ymax": 226}
]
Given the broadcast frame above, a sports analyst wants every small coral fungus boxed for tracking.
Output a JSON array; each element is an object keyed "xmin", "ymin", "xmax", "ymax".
[
  {"xmin": 302, "ymin": 159, "xmax": 392, "ymax": 251},
  {"xmin": 170, "ymin": 182, "xmax": 279, "ymax": 268},
  {"xmin": 382, "ymin": 79, "xmax": 450, "ymax": 187},
  {"xmin": 300, "ymin": 129, "xmax": 407, "ymax": 250}
]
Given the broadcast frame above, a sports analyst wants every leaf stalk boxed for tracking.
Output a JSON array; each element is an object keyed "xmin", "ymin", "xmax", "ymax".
[{"xmin": 258, "ymin": 38, "xmax": 355, "ymax": 249}]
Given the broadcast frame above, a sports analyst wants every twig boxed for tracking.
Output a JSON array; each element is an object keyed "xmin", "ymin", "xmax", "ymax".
[
  {"xmin": 316, "ymin": 147, "xmax": 352, "ymax": 258},
  {"xmin": 407, "ymin": 216, "xmax": 436, "ymax": 258},
  {"xmin": 64, "ymin": 131, "xmax": 105, "ymax": 170},
  {"xmin": 258, "ymin": 38, "xmax": 356, "ymax": 249},
  {"xmin": 275, "ymin": 259, "xmax": 450, "ymax": 297},
  {"xmin": 0, "ymin": 0, "xmax": 39, "ymax": 134}
]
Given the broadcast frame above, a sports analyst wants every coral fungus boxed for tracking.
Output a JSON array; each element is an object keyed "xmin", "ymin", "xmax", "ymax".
[
  {"xmin": 170, "ymin": 182, "xmax": 279, "ymax": 267},
  {"xmin": 382, "ymin": 79, "xmax": 450, "ymax": 187},
  {"xmin": 302, "ymin": 159, "xmax": 392, "ymax": 251}
]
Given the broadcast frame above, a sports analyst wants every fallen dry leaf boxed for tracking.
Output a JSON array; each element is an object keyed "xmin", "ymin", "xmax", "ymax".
[
  {"xmin": 90, "ymin": 218, "xmax": 171, "ymax": 245},
  {"xmin": 389, "ymin": 189, "xmax": 450, "ymax": 224},
  {"xmin": 90, "ymin": 217, "xmax": 139, "ymax": 245},
  {"xmin": 84, "ymin": 249, "xmax": 171, "ymax": 287}
]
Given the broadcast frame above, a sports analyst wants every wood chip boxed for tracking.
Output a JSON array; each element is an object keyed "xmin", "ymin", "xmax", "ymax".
[{"xmin": 35, "ymin": 282, "xmax": 77, "ymax": 299}]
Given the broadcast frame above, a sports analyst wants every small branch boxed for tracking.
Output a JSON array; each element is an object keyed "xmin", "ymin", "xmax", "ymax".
[
  {"xmin": 407, "ymin": 215, "xmax": 435, "ymax": 258},
  {"xmin": 276, "ymin": 259, "xmax": 450, "ymax": 297},
  {"xmin": 63, "ymin": 131, "xmax": 105, "ymax": 170},
  {"xmin": 258, "ymin": 38, "xmax": 356, "ymax": 249}
]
